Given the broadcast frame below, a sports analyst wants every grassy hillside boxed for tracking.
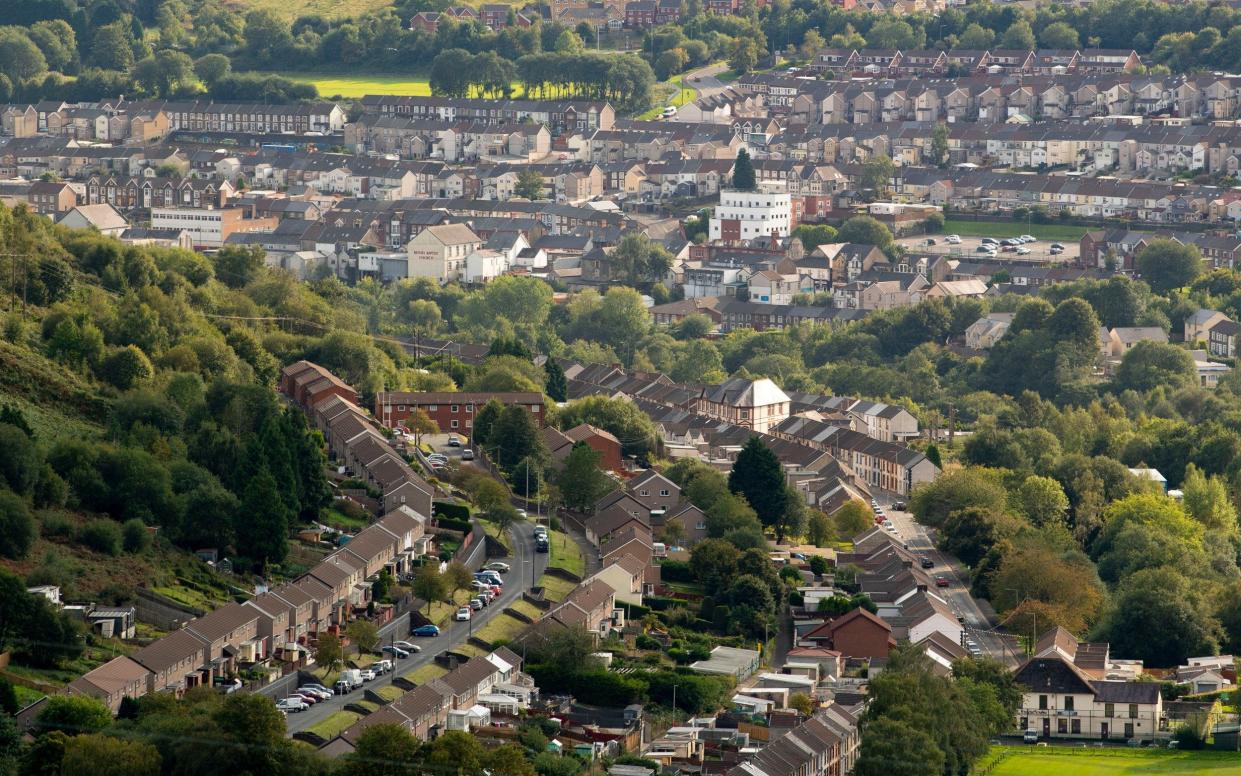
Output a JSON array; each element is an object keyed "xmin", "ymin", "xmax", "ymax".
[
  {"xmin": 0, "ymin": 340, "xmax": 107, "ymax": 442},
  {"xmin": 221, "ymin": 0, "xmax": 396, "ymax": 20}
]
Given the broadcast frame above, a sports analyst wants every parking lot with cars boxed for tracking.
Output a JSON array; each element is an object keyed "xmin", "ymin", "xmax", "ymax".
[{"xmin": 898, "ymin": 233, "xmax": 1081, "ymax": 265}]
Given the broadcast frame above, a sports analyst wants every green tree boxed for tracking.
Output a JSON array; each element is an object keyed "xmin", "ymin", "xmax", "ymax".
[
  {"xmin": 557, "ymin": 396, "xmax": 659, "ymax": 460},
  {"xmin": 833, "ymin": 500, "xmax": 873, "ymax": 540},
  {"xmin": 36, "ymin": 695, "xmax": 112, "ymax": 735},
  {"xmin": 471, "ymin": 399, "xmax": 504, "ymax": 448},
  {"xmin": 237, "ymin": 469, "xmax": 288, "ymax": 569},
  {"xmin": 690, "ymin": 538, "xmax": 740, "ymax": 590},
  {"xmin": 733, "ymin": 148, "xmax": 756, "ymax": 191},
  {"xmin": 728, "ymin": 38, "xmax": 759, "ymax": 74},
  {"xmin": 1000, "ymin": 20, "xmax": 1036, "ymax": 50},
  {"xmin": 910, "ymin": 468, "xmax": 1007, "ymax": 528},
  {"xmin": 514, "ymin": 169, "xmax": 546, "ymax": 200},
  {"xmin": 194, "ymin": 53, "xmax": 232, "ymax": 86},
  {"xmin": 212, "ymin": 245, "xmax": 266, "ymax": 289},
  {"xmin": 0, "ymin": 491, "xmax": 35, "ymax": 560},
  {"xmin": 61, "ymin": 734, "xmax": 161, "ymax": 776},
  {"xmin": 213, "ymin": 693, "xmax": 287, "ymax": 776},
  {"xmin": 0, "ymin": 29, "xmax": 48, "ymax": 82},
  {"xmin": 491, "ymin": 404, "xmax": 546, "ymax": 474},
  {"xmin": 544, "ymin": 359, "xmax": 567, "ymax": 403},
  {"xmin": 1039, "ymin": 21, "xmax": 1080, "ymax": 49},
  {"xmin": 1136, "ymin": 239, "xmax": 1204, "ymax": 293},
  {"xmin": 99, "ymin": 345, "xmax": 154, "ymax": 390},
  {"xmin": 1181, "ymin": 464, "xmax": 1237, "ymax": 533},
  {"xmin": 729, "ymin": 436, "xmax": 789, "ymax": 541},
  {"xmin": 1016, "ymin": 475, "xmax": 1069, "ymax": 527},
  {"xmin": 412, "ymin": 564, "xmax": 447, "ymax": 614},
  {"xmin": 79, "ymin": 519, "xmax": 123, "ymax": 556},
  {"xmin": 940, "ymin": 507, "xmax": 1016, "ymax": 568},
  {"xmin": 806, "ymin": 510, "xmax": 831, "ymax": 547},
  {"xmin": 346, "ymin": 619, "xmax": 380, "ymax": 653},
  {"xmin": 91, "ymin": 23, "xmax": 134, "ymax": 70},
  {"xmin": 957, "ymin": 23, "xmax": 995, "ymax": 49},
  {"xmin": 789, "ymin": 224, "xmax": 838, "ymax": 250},
  {"xmin": 931, "ymin": 123, "xmax": 950, "ymax": 167},
  {"xmin": 443, "ymin": 561, "xmax": 475, "ymax": 600},
  {"xmin": 1115, "ymin": 341, "xmax": 1196, "ymax": 393},
  {"xmin": 837, "ymin": 216, "xmax": 894, "ymax": 251},
  {"xmin": 1099, "ymin": 567, "xmax": 1222, "ymax": 666},
  {"xmin": 859, "ymin": 154, "xmax": 895, "ymax": 200},
  {"xmin": 557, "ymin": 443, "xmax": 614, "ymax": 511},
  {"xmin": 315, "ymin": 633, "xmax": 343, "ymax": 674},
  {"xmin": 346, "ymin": 723, "xmax": 422, "ymax": 776}
]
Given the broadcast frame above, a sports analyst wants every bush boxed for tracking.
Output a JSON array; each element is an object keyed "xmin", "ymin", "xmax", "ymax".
[
  {"xmin": 122, "ymin": 519, "xmax": 151, "ymax": 553},
  {"xmin": 644, "ymin": 595, "xmax": 687, "ymax": 611},
  {"xmin": 38, "ymin": 510, "xmax": 75, "ymax": 539},
  {"xmin": 658, "ymin": 559, "xmax": 693, "ymax": 583},
  {"xmin": 434, "ymin": 501, "xmax": 471, "ymax": 521},
  {"xmin": 435, "ymin": 517, "xmax": 472, "ymax": 533},
  {"xmin": 78, "ymin": 519, "xmax": 122, "ymax": 556},
  {"xmin": 635, "ymin": 635, "xmax": 661, "ymax": 650},
  {"xmin": 1173, "ymin": 724, "xmax": 1205, "ymax": 749},
  {"xmin": 809, "ymin": 555, "xmax": 830, "ymax": 576}
]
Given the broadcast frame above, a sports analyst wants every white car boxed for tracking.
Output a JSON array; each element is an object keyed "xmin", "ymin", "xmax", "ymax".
[
  {"xmin": 360, "ymin": 669, "xmax": 376, "ymax": 682},
  {"xmin": 516, "ymin": 509, "xmax": 528, "ymax": 519},
  {"xmin": 944, "ymin": 234, "xmax": 961, "ymax": 244},
  {"xmin": 1019, "ymin": 234, "xmax": 1035, "ymax": 242},
  {"xmin": 485, "ymin": 562, "xmax": 511, "ymax": 573},
  {"xmin": 298, "ymin": 687, "xmax": 331, "ymax": 700},
  {"xmin": 455, "ymin": 607, "xmax": 472, "ymax": 621},
  {"xmin": 1016, "ymin": 247, "xmax": 1031, "ymax": 255},
  {"xmin": 277, "ymin": 698, "xmax": 307, "ymax": 713},
  {"xmin": 661, "ymin": 106, "xmax": 677, "ymax": 118}
]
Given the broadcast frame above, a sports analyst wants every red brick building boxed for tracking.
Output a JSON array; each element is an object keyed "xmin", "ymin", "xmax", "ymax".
[
  {"xmin": 565, "ymin": 423, "xmax": 624, "ymax": 473},
  {"xmin": 374, "ymin": 391, "xmax": 545, "ymax": 435},
  {"xmin": 280, "ymin": 361, "xmax": 358, "ymax": 411},
  {"xmin": 800, "ymin": 607, "xmax": 896, "ymax": 659}
]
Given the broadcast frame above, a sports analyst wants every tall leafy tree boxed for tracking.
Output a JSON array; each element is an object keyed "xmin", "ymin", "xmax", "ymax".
[
  {"xmin": 544, "ymin": 359, "xmax": 567, "ymax": 403},
  {"xmin": 733, "ymin": 148, "xmax": 756, "ymax": 191},
  {"xmin": 237, "ymin": 469, "xmax": 288, "ymax": 569},
  {"xmin": 729, "ymin": 436, "xmax": 789, "ymax": 539},
  {"xmin": 557, "ymin": 443, "xmax": 614, "ymax": 511}
]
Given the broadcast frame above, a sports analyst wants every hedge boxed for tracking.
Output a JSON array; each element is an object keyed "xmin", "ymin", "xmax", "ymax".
[
  {"xmin": 435, "ymin": 517, "xmax": 472, "ymax": 533},
  {"xmin": 434, "ymin": 502, "xmax": 471, "ymax": 522},
  {"xmin": 659, "ymin": 560, "xmax": 694, "ymax": 583},
  {"xmin": 643, "ymin": 595, "xmax": 689, "ymax": 611}
]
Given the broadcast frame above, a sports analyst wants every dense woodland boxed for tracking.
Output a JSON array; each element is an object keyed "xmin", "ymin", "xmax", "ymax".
[{"xmin": 5, "ymin": 0, "xmax": 1241, "ymax": 112}]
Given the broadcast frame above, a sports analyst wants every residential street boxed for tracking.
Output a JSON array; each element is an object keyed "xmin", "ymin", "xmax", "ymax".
[
  {"xmin": 882, "ymin": 501, "xmax": 1021, "ymax": 668},
  {"xmin": 283, "ymin": 521, "xmax": 547, "ymax": 735}
]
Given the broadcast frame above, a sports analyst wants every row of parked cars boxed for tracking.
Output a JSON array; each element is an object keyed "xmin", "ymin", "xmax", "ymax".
[
  {"xmin": 457, "ymin": 566, "xmax": 509, "ymax": 621},
  {"xmin": 276, "ymin": 651, "xmax": 410, "ymax": 713}
]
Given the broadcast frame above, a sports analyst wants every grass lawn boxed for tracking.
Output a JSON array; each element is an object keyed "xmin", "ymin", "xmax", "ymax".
[
  {"xmin": 537, "ymin": 575, "xmax": 577, "ymax": 602},
  {"xmin": 306, "ymin": 711, "xmax": 360, "ymax": 741},
  {"xmin": 510, "ymin": 599, "xmax": 543, "ymax": 620},
  {"xmin": 424, "ymin": 590, "xmax": 475, "ymax": 626},
  {"xmin": 986, "ymin": 748, "xmax": 1241, "ymax": 775},
  {"xmin": 225, "ymin": 0, "xmax": 394, "ymax": 19},
  {"xmin": 941, "ymin": 218, "xmax": 1090, "ymax": 242},
  {"xmin": 402, "ymin": 662, "xmax": 448, "ymax": 686},
  {"xmin": 324, "ymin": 506, "xmax": 368, "ymax": 531},
  {"xmin": 481, "ymin": 520, "xmax": 511, "ymax": 552},
  {"xmin": 274, "ymin": 72, "xmax": 525, "ymax": 99},
  {"xmin": 454, "ymin": 643, "xmax": 487, "ymax": 658},
  {"xmin": 353, "ymin": 700, "xmax": 381, "ymax": 713},
  {"xmin": 663, "ymin": 581, "xmax": 705, "ymax": 595},
  {"xmin": 474, "ymin": 613, "xmax": 529, "ymax": 645},
  {"xmin": 640, "ymin": 73, "xmax": 697, "ymax": 119},
  {"xmin": 373, "ymin": 685, "xmax": 404, "ymax": 702},
  {"xmin": 547, "ymin": 531, "xmax": 584, "ymax": 577},
  {"xmin": 12, "ymin": 685, "xmax": 46, "ymax": 709}
]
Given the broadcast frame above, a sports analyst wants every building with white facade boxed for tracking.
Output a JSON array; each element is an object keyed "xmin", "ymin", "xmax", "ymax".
[
  {"xmin": 150, "ymin": 207, "xmax": 277, "ymax": 248},
  {"xmin": 406, "ymin": 223, "xmax": 483, "ymax": 282},
  {"xmin": 708, "ymin": 185, "xmax": 792, "ymax": 243}
]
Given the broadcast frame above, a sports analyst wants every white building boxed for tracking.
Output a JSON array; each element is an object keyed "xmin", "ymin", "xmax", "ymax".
[
  {"xmin": 406, "ymin": 223, "xmax": 483, "ymax": 282},
  {"xmin": 708, "ymin": 185, "xmax": 792, "ymax": 243}
]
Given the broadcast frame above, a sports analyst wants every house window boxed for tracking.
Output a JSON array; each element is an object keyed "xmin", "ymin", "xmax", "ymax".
[
  {"xmin": 1071, "ymin": 719, "xmax": 1081, "ymax": 735},
  {"xmin": 1129, "ymin": 704, "xmax": 1138, "ymax": 719},
  {"xmin": 1039, "ymin": 695, "xmax": 1048, "ymax": 710},
  {"xmin": 531, "ymin": 405, "xmax": 540, "ymax": 412},
  {"xmin": 450, "ymin": 420, "xmax": 459, "ymax": 429},
  {"xmin": 1057, "ymin": 719, "xmax": 1067, "ymax": 734},
  {"xmin": 1064, "ymin": 697, "xmax": 1074, "ymax": 711},
  {"xmin": 397, "ymin": 405, "xmax": 406, "ymax": 411},
  {"xmin": 466, "ymin": 404, "xmax": 474, "ymax": 413},
  {"xmin": 428, "ymin": 405, "xmax": 437, "ymax": 411},
  {"xmin": 639, "ymin": 490, "xmax": 649, "ymax": 497},
  {"xmin": 1124, "ymin": 723, "xmax": 1134, "ymax": 738},
  {"xmin": 451, "ymin": 404, "xmax": 459, "ymax": 413},
  {"xmin": 660, "ymin": 489, "xmax": 669, "ymax": 497}
]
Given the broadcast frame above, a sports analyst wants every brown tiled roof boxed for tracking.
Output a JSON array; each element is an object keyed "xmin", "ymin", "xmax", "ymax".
[{"xmin": 132, "ymin": 627, "xmax": 206, "ymax": 674}]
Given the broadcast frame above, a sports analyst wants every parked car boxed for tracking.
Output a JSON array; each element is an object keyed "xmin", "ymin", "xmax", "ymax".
[
  {"xmin": 447, "ymin": 435, "xmax": 461, "ymax": 447},
  {"xmin": 373, "ymin": 659, "xmax": 393, "ymax": 673},
  {"xmin": 359, "ymin": 669, "xmax": 376, "ymax": 682},
  {"xmin": 935, "ymin": 576, "xmax": 950, "ymax": 587},
  {"xmin": 412, "ymin": 624, "xmax": 441, "ymax": 637},
  {"xmin": 302, "ymin": 683, "xmax": 333, "ymax": 695},
  {"xmin": 333, "ymin": 680, "xmax": 351, "ymax": 695},
  {"xmin": 469, "ymin": 598, "xmax": 484, "ymax": 611},
  {"xmin": 1019, "ymin": 234, "xmax": 1035, "ymax": 242},
  {"xmin": 455, "ymin": 607, "xmax": 472, "ymax": 621},
  {"xmin": 661, "ymin": 106, "xmax": 677, "ymax": 117},
  {"xmin": 485, "ymin": 562, "xmax": 511, "ymax": 573},
  {"xmin": 291, "ymin": 692, "xmax": 319, "ymax": 705},
  {"xmin": 893, "ymin": 501, "xmax": 907, "ymax": 510},
  {"xmin": 1050, "ymin": 243, "xmax": 1065, "ymax": 250},
  {"xmin": 277, "ymin": 698, "xmax": 308, "ymax": 713},
  {"xmin": 976, "ymin": 245, "xmax": 997, "ymax": 254},
  {"xmin": 298, "ymin": 687, "xmax": 331, "ymax": 700},
  {"xmin": 1016, "ymin": 246, "xmax": 1031, "ymax": 255},
  {"xmin": 1050, "ymin": 246, "xmax": 1064, "ymax": 255},
  {"xmin": 925, "ymin": 238, "xmax": 936, "ymax": 246},
  {"xmin": 382, "ymin": 645, "xmax": 410, "ymax": 659},
  {"xmin": 461, "ymin": 449, "xmax": 475, "ymax": 460},
  {"xmin": 945, "ymin": 235, "xmax": 961, "ymax": 244},
  {"xmin": 1024, "ymin": 730, "xmax": 1039, "ymax": 744},
  {"xmin": 919, "ymin": 556, "xmax": 934, "ymax": 568},
  {"xmin": 981, "ymin": 237, "xmax": 999, "ymax": 245},
  {"xmin": 284, "ymin": 695, "xmax": 313, "ymax": 708}
]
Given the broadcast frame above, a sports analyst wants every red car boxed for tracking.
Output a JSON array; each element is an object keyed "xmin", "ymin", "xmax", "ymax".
[{"xmin": 935, "ymin": 577, "xmax": 950, "ymax": 588}]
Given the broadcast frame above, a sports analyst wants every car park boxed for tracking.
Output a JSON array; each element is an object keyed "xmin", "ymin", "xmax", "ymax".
[
  {"xmin": 455, "ymin": 607, "xmax": 472, "ymax": 621},
  {"xmin": 412, "ymin": 624, "xmax": 441, "ymax": 637},
  {"xmin": 485, "ymin": 562, "xmax": 511, "ymax": 573}
]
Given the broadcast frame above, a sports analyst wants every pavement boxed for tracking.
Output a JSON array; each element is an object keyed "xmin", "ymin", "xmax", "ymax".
[
  {"xmin": 879, "ymin": 498, "xmax": 1021, "ymax": 668},
  {"xmin": 284, "ymin": 439, "xmax": 550, "ymax": 735},
  {"xmin": 896, "ymin": 234, "xmax": 1081, "ymax": 265}
]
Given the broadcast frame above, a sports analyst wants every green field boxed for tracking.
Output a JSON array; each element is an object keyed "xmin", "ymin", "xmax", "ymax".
[
  {"xmin": 942, "ymin": 218, "xmax": 1090, "ymax": 242},
  {"xmin": 276, "ymin": 72, "xmax": 526, "ymax": 99},
  {"xmin": 224, "ymin": 0, "xmax": 404, "ymax": 20},
  {"xmin": 546, "ymin": 531, "xmax": 585, "ymax": 577},
  {"xmin": 985, "ymin": 748, "xmax": 1241, "ymax": 775}
]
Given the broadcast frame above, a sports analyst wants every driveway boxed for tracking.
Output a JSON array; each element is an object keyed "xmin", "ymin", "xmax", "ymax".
[
  {"xmin": 879, "ymin": 499, "xmax": 1022, "ymax": 668},
  {"xmin": 284, "ymin": 519, "xmax": 548, "ymax": 735}
]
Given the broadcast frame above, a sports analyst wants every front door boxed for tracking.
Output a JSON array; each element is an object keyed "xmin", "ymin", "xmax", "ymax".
[
  {"xmin": 1043, "ymin": 718, "xmax": 1050, "ymax": 738},
  {"xmin": 1101, "ymin": 722, "xmax": 1109, "ymax": 740}
]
